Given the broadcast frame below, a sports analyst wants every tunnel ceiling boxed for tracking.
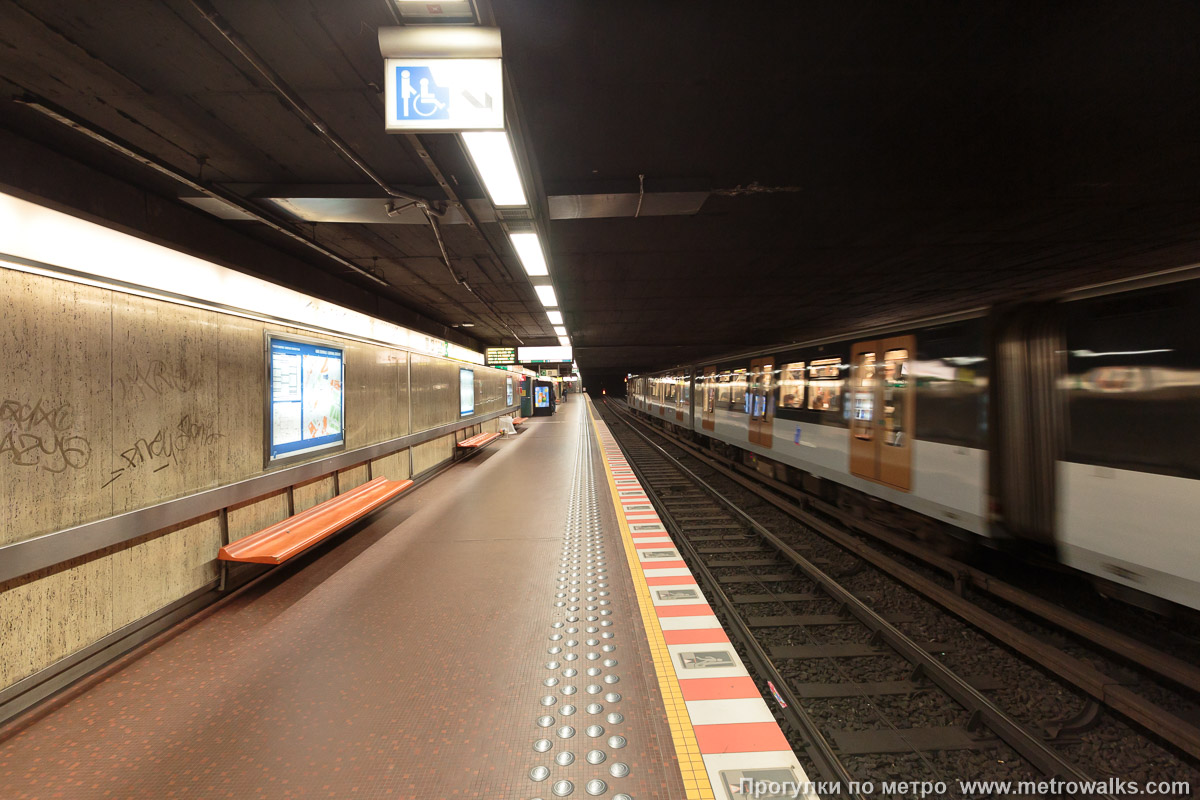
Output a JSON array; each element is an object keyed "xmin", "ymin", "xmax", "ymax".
[{"xmin": 3, "ymin": 2, "xmax": 1200, "ymax": 384}]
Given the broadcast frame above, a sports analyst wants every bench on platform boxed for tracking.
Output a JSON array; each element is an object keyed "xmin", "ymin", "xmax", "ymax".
[
  {"xmin": 218, "ymin": 475, "xmax": 413, "ymax": 565},
  {"xmin": 511, "ymin": 417, "xmax": 528, "ymax": 426},
  {"xmin": 457, "ymin": 431, "xmax": 502, "ymax": 450}
]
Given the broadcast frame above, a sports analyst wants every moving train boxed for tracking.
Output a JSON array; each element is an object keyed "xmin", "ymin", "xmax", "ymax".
[{"xmin": 626, "ymin": 269, "xmax": 1200, "ymax": 613}]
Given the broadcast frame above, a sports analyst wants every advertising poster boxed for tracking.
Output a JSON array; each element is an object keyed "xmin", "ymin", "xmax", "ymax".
[
  {"xmin": 506, "ymin": 377, "xmax": 514, "ymax": 406},
  {"xmin": 460, "ymin": 368, "xmax": 475, "ymax": 416},
  {"xmin": 535, "ymin": 386, "xmax": 550, "ymax": 408},
  {"xmin": 269, "ymin": 337, "xmax": 344, "ymax": 461}
]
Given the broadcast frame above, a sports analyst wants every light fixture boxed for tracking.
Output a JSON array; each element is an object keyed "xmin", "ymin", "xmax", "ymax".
[
  {"xmin": 509, "ymin": 232, "xmax": 548, "ymax": 276},
  {"xmin": 534, "ymin": 284, "xmax": 558, "ymax": 307},
  {"xmin": 553, "ymin": 326, "xmax": 567, "ymax": 336},
  {"xmin": 547, "ymin": 310, "xmax": 563, "ymax": 325},
  {"xmin": 558, "ymin": 336, "xmax": 571, "ymax": 347},
  {"xmin": 461, "ymin": 131, "xmax": 527, "ymax": 207}
]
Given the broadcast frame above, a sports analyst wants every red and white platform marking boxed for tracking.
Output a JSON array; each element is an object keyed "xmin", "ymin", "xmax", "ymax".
[{"xmin": 591, "ymin": 410, "xmax": 817, "ymax": 800}]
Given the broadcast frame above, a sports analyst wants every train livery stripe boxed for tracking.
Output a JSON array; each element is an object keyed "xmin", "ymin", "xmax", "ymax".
[{"xmin": 589, "ymin": 400, "xmax": 809, "ymax": 799}]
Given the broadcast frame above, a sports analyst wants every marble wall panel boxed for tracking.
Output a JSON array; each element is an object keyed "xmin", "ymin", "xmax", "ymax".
[
  {"xmin": 410, "ymin": 354, "xmax": 454, "ymax": 431},
  {"xmin": 226, "ymin": 489, "xmax": 290, "ymax": 542},
  {"xmin": 293, "ymin": 474, "xmax": 336, "ymax": 512},
  {"xmin": 216, "ymin": 313, "xmax": 266, "ymax": 484},
  {"xmin": 337, "ymin": 463, "xmax": 370, "ymax": 493},
  {"xmin": 411, "ymin": 434, "xmax": 453, "ymax": 475},
  {"xmin": 109, "ymin": 294, "xmax": 221, "ymax": 515},
  {"xmin": 110, "ymin": 515, "xmax": 221, "ymax": 628},
  {"xmin": 0, "ymin": 552, "xmax": 113, "ymax": 688},
  {"xmin": 344, "ymin": 342, "xmax": 407, "ymax": 448},
  {"xmin": 0, "ymin": 270, "xmax": 113, "ymax": 545},
  {"xmin": 370, "ymin": 449, "xmax": 410, "ymax": 482}
]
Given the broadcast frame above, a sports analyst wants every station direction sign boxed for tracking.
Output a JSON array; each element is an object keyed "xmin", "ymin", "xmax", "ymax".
[
  {"xmin": 383, "ymin": 58, "xmax": 503, "ymax": 132},
  {"xmin": 485, "ymin": 346, "xmax": 517, "ymax": 366}
]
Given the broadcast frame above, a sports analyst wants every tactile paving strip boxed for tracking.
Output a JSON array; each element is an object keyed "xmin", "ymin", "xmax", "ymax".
[{"xmin": 524, "ymin": 406, "xmax": 639, "ymax": 799}]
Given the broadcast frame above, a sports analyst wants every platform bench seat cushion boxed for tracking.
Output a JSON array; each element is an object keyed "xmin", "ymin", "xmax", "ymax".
[
  {"xmin": 458, "ymin": 431, "xmax": 502, "ymax": 449},
  {"xmin": 218, "ymin": 476, "xmax": 413, "ymax": 565}
]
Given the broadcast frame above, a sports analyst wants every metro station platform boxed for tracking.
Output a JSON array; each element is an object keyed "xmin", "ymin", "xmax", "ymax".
[{"xmin": 0, "ymin": 398, "xmax": 803, "ymax": 800}]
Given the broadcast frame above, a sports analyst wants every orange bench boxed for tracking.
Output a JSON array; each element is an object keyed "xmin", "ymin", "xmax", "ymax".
[
  {"xmin": 219, "ymin": 476, "xmax": 413, "ymax": 565},
  {"xmin": 457, "ymin": 431, "xmax": 502, "ymax": 449},
  {"xmin": 511, "ymin": 417, "xmax": 528, "ymax": 426}
]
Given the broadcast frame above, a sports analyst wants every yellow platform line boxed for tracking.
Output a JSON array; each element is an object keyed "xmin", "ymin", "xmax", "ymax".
[{"xmin": 588, "ymin": 403, "xmax": 716, "ymax": 800}]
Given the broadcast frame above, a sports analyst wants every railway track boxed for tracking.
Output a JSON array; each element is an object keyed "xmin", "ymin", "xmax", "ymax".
[{"xmin": 596, "ymin": 399, "xmax": 1200, "ymax": 798}]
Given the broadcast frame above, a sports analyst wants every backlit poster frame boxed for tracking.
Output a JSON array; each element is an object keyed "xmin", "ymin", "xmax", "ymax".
[
  {"xmin": 506, "ymin": 376, "xmax": 514, "ymax": 406},
  {"xmin": 460, "ymin": 367, "xmax": 475, "ymax": 416},
  {"xmin": 265, "ymin": 333, "xmax": 346, "ymax": 466}
]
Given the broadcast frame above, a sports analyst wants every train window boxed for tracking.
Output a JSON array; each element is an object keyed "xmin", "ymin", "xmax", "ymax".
[
  {"xmin": 881, "ymin": 349, "xmax": 908, "ymax": 447},
  {"xmin": 716, "ymin": 373, "xmax": 731, "ymax": 404},
  {"xmin": 780, "ymin": 362, "xmax": 806, "ymax": 409},
  {"xmin": 913, "ymin": 321, "xmax": 987, "ymax": 448},
  {"xmin": 850, "ymin": 351, "xmax": 875, "ymax": 441},
  {"xmin": 808, "ymin": 357, "xmax": 844, "ymax": 413},
  {"xmin": 729, "ymin": 369, "xmax": 747, "ymax": 411},
  {"xmin": 1064, "ymin": 284, "xmax": 1200, "ymax": 479}
]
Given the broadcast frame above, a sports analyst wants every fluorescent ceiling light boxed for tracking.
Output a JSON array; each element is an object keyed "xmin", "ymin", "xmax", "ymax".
[
  {"xmin": 553, "ymin": 326, "xmax": 567, "ymax": 336},
  {"xmin": 509, "ymin": 232, "xmax": 548, "ymax": 276},
  {"xmin": 547, "ymin": 310, "xmax": 563, "ymax": 325},
  {"xmin": 534, "ymin": 284, "xmax": 558, "ymax": 307},
  {"xmin": 558, "ymin": 336, "xmax": 571, "ymax": 347},
  {"xmin": 461, "ymin": 131, "xmax": 527, "ymax": 207}
]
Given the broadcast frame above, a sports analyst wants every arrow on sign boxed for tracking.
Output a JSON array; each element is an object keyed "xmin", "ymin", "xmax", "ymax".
[{"xmin": 461, "ymin": 89, "xmax": 493, "ymax": 109}]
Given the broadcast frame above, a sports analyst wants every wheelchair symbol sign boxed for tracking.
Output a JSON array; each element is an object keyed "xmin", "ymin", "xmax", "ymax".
[{"xmin": 395, "ymin": 65, "xmax": 449, "ymax": 120}]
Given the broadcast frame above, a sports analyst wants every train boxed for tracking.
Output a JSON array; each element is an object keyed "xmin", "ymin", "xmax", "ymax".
[{"xmin": 626, "ymin": 268, "xmax": 1200, "ymax": 613}]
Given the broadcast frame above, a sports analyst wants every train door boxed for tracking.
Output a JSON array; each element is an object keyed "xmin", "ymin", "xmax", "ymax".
[
  {"xmin": 748, "ymin": 357, "xmax": 775, "ymax": 448},
  {"xmin": 676, "ymin": 375, "xmax": 686, "ymax": 421},
  {"xmin": 849, "ymin": 336, "xmax": 914, "ymax": 490},
  {"xmin": 701, "ymin": 367, "xmax": 716, "ymax": 430}
]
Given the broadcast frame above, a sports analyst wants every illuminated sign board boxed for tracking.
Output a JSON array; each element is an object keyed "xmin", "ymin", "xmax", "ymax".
[
  {"xmin": 267, "ymin": 336, "xmax": 344, "ymax": 463},
  {"xmin": 518, "ymin": 345, "xmax": 572, "ymax": 363},
  {"xmin": 383, "ymin": 58, "xmax": 504, "ymax": 132},
  {"xmin": 486, "ymin": 346, "xmax": 517, "ymax": 365}
]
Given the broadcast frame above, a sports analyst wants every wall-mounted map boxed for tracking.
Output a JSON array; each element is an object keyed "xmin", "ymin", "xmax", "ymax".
[{"xmin": 269, "ymin": 337, "xmax": 344, "ymax": 462}]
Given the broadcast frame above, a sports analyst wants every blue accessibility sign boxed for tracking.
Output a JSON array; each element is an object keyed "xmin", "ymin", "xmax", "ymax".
[{"xmin": 394, "ymin": 65, "xmax": 449, "ymax": 120}]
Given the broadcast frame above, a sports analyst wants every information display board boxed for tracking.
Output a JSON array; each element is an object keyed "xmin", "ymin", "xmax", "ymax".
[
  {"xmin": 486, "ymin": 347, "xmax": 517, "ymax": 366},
  {"xmin": 518, "ymin": 345, "xmax": 572, "ymax": 363},
  {"xmin": 268, "ymin": 336, "xmax": 344, "ymax": 462},
  {"xmin": 460, "ymin": 368, "xmax": 475, "ymax": 416}
]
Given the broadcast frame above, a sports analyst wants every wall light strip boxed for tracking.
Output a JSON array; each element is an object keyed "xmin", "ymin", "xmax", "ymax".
[
  {"xmin": 0, "ymin": 191, "xmax": 485, "ymax": 365},
  {"xmin": 547, "ymin": 310, "xmax": 563, "ymax": 325},
  {"xmin": 534, "ymin": 284, "xmax": 558, "ymax": 307},
  {"xmin": 461, "ymin": 130, "xmax": 528, "ymax": 207}
]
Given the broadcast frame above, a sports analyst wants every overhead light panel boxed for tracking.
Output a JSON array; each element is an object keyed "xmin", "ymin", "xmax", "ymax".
[
  {"xmin": 509, "ymin": 232, "xmax": 548, "ymax": 276},
  {"xmin": 558, "ymin": 336, "xmax": 571, "ymax": 347},
  {"xmin": 390, "ymin": 0, "xmax": 478, "ymax": 24},
  {"xmin": 553, "ymin": 326, "xmax": 567, "ymax": 336},
  {"xmin": 461, "ymin": 131, "xmax": 527, "ymax": 207},
  {"xmin": 535, "ymin": 284, "xmax": 558, "ymax": 307},
  {"xmin": 547, "ymin": 310, "xmax": 563, "ymax": 325}
]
